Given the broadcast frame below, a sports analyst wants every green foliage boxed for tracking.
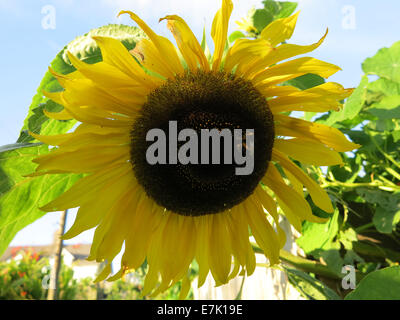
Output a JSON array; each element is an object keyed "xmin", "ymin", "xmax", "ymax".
[
  {"xmin": 0, "ymin": 250, "xmax": 186, "ymax": 300},
  {"xmin": 322, "ymin": 76, "xmax": 368, "ymax": 126},
  {"xmin": 362, "ymin": 41, "xmax": 400, "ymax": 83},
  {"xmin": 0, "ymin": 250, "xmax": 82, "ymax": 300},
  {"xmin": 0, "ymin": 145, "xmax": 81, "ymax": 255},
  {"xmin": 292, "ymin": 39, "xmax": 400, "ymax": 300},
  {"xmin": 345, "ymin": 266, "xmax": 400, "ymax": 300},
  {"xmin": 0, "ymin": 24, "xmax": 145, "ymax": 257},
  {"xmin": 0, "ymin": 250, "xmax": 48, "ymax": 300},
  {"xmin": 237, "ymin": 0, "xmax": 297, "ymax": 36},
  {"xmin": 233, "ymin": 3, "xmax": 400, "ymax": 299},
  {"xmin": 284, "ymin": 267, "xmax": 341, "ymax": 300}
]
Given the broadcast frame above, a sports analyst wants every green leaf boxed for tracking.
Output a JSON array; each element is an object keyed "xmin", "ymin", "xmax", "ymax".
[
  {"xmin": 356, "ymin": 188, "xmax": 400, "ymax": 211},
  {"xmin": 345, "ymin": 266, "xmax": 400, "ymax": 300},
  {"xmin": 373, "ymin": 205, "xmax": 400, "ymax": 234},
  {"xmin": 0, "ymin": 143, "xmax": 42, "ymax": 154},
  {"xmin": 262, "ymin": 0, "xmax": 298, "ymax": 19},
  {"xmin": 284, "ymin": 267, "xmax": 341, "ymax": 300},
  {"xmin": 329, "ymin": 153, "xmax": 362, "ymax": 183},
  {"xmin": 362, "ymin": 41, "xmax": 400, "ymax": 84},
  {"xmin": 228, "ymin": 31, "xmax": 245, "ymax": 44},
  {"xmin": 252, "ymin": 9, "xmax": 274, "ymax": 32},
  {"xmin": 367, "ymin": 78, "xmax": 400, "ymax": 97},
  {"xmin": 366, "ymin": 95, "xmax": 400, "ymax": 119},
  {"xmin": 393, "ymin": 130, "xmax": 400, "ymax": 142},
  {"xmin": 64, "ymin": 24, "xmax": 146, "ymax": 64},
  {"xmin": 319, "ymin": 249, "xmax": 344, "ymax": 275},
  {"xmin": 262, "ymin": 0, "xmax": 279, "ymax": 16},
  {"xmin": 285, "ymin": 73, "xmax": 325, "ymax": 90},
  {"xmin": 296, "ymin": 209, "xmax": 340, "ymax": 254},
  {"xmin": 274, "ymin": 2, "xmax": 298, "ymax": 19},
  {"xmin": 0, "ymin": 145, "xmax": 82, "ymax": 255},
  {"xmin": 323, "ymin": 76, "xmax": 368, "ymax": 126},
  {"xmin": 18, "ymin": 24, "xmax": 145, "ymax": 143}
]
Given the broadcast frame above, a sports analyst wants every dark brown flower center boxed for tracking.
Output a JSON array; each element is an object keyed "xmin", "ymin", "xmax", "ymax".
[{"xmin": 130, "ymin": 71, "xmax": 274, "ymax": 216}]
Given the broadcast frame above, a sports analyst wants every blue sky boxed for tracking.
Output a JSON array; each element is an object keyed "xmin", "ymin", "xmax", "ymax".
[{"xmin": 2, "ymin": 0, "xmax": 400, "ymax": 248}]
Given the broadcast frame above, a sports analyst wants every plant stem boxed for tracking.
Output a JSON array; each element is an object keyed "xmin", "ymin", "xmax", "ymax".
[
  {"xmin": 322, "ymin": 181, "xmax": 400, "ymax": 192},
  {"xmin": 352, "ymin": 241, "xmax": 400, "ymax": 262},
  {"xmin": 47, "ymin": 209, "xmax": 68, "ymax": 300},
  {"xmin": 369, "ymin": 132, "xmax": 400, "ymax": 170},
  {"xmin": 386, "ymin": 167, "xmax": 400, "ymax": 181},
  {"xmin": 252, "ymin": 245, "xmax": 341, "ymax": 280},
  {"xmin": 355, "ymin": 222, "xmax": 375, "ymax": 233}
]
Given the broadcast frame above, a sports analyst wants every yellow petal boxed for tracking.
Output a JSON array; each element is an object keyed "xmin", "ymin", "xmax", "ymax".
[
  {"xmin": 274, "ymin": 138, "xmax": 344, "ymax": 166},
  {"xmin": 256, "ymin": 85, "xmax": 300, "ymax": 98},
  {"xmin": 283, "ymin": 169, "xmax": 304, "ymax": 195},
  {"xmin": 50, "ymin": 72, "xmax": 142, "ymax": 117},
  {"xmin": 262, "ymin": 165, "xmax": 302, "ymax": 232},
  {"xmin": 195, "ymin": 215, "xmax": 211, "ymax": 287},
  {"xmin": 131, "ymin": 39, "xmax": 174, "ymax": 78},
  {"xmin": 243, "ymin": 28, "xmax": 327, "ymax": 79},
  {"xmin": 158, "ymin": 214, "xmax": 196, "ymax": 284},
  {"xmin": 260, "ymin": 12, "xmax": 300, "ymax": 47},
  {"xmin": 63, "ymin": 104, "xmax": 133, "ymax": 128},
  {"xmin": 40, "ymin": 163, "xmax": 131, "ymax": 212},
  {"xmin": 33, "ymin": 145, "xmax": 130, "ymax": 174},
  {"xmin": 253, "ymin": 57, "xmax": 341, "ymax": 87},
  {"xmin": 29, "ymin": 132, "xmax": 72, "ymax": 146},
  {"xmin": 46, "ymin": 87, "xmax": 135, "ymax": 125},
  {"xmin": 119, "ymin": 10, "xmax": 184, "ymax": 76},
  {"xmin": 43, "ymin": 108, "xmax": 73, "ymax": 121},
  {"xmin": 122, "ymin": 195, "xmax": 160, "ymax": 269},
  {"xmin": 62, "ymin": 72, "xmax": 145, "ymax": 115},
  {"xmin": 274, "ymin": 114, "xmax": 361, "ymax": 152},
  {"xmin": 209, "ymin": 212, "xmax": 232, "ymax": 284},
  {"xmin": 106, "ymin": 268, "xmax": 125, "ymax": 282},
  {"xmin": 62, "ymin": 170, "xmax": 138, "ymax": 241},
  {"xmin": 211, "ymin": 0, "xmax": 233, "ymax": 70},
  {"xmin": 88, "ymin": 184, "xmax": 139, "ymax": 262},
  {"xmin": 67, "ymin": 52, "xmax": 140, "ymax": 89},
  {"xmin": 254, "ymin": 186, "xmax": 286, "ymax": 247},
  {"xmin": 62, "ymin": 177, "xmax": 136, "ymax": 239},
  {"xmin": 224, "ymin": 38, "xmax": 273, "ymax": 75},
  {"xmin": 272, "ymin": 148, "xmax": 334, "ymax": 213},
  {"xmin": 42, "ymin": 91, "xmax": 65, "ymax": 106},
  {"xmin": 268, "ymin": 82, "xmax": 354, "ymax": 113},
  {"xmin": 92, "ymin": 36, "xmax": 161, "ymax": 88},
  {"xmin": 178, "ymin": 274, "xmax": 192, "ymax": 300},
  {"xmin": 143, "ymin": 212, "xmax": 171, "ymax": 296},
  {"xmin": 263, "ymin": 164, "xmax": 326, "ymax": 225},
  {"xmin": 94, "ymin": 188, "xmax": 138, "ymax": 262},
  {"xmin": 160, "ymin": 15, "xmax": 209, "ymax": 72},
  {"xmin": 227, "ymin": 208, "xmax": 255, "ymax": 272},
  {"xmin": 73, "ymin": 123, "xmax": 128, "ymax": 135},
  {"xmin": 94, "ymin": 264, "xmax": 112, "ymax": 283},
  {"xmin": 242, "ymin": 199, "xmax": 280, "ymax": 265}
]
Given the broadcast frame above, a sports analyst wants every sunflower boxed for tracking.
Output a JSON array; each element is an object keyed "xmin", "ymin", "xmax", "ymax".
[{"xmin": 31, "ymin": 0, "xmax": 359, "ymax": 298}]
